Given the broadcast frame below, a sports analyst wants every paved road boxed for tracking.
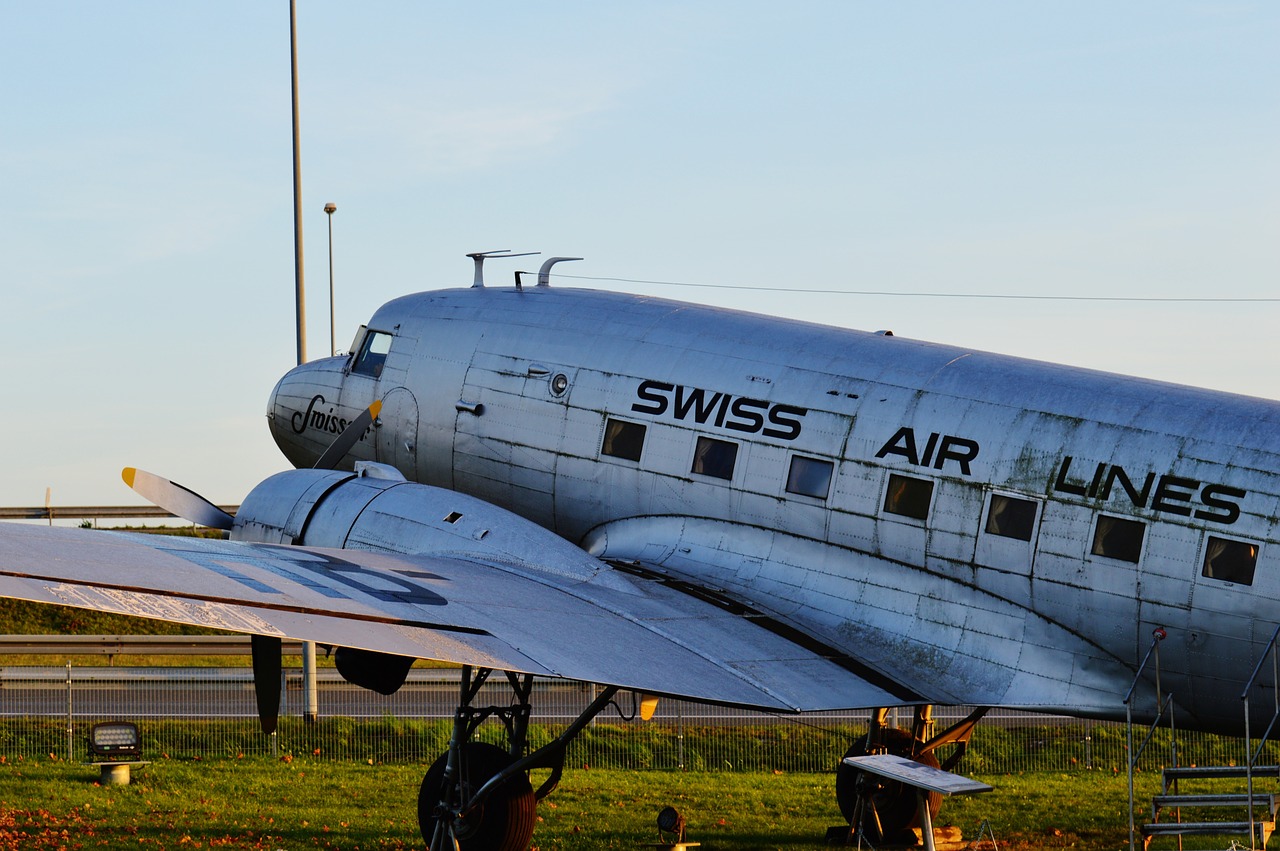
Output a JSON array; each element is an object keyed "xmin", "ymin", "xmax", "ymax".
[{"xmin": 0, "ymin": 666, "xmax": 1070, "ymax": 731}]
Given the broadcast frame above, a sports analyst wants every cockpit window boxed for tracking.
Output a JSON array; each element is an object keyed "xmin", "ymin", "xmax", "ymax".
[{"xmin": 351, "ymin": 330, "xmax": 393, "ymax": 378}]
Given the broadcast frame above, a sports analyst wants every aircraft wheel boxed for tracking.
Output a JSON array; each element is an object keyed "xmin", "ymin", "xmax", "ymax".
[
  {"xmin": 835, "ymin": 727, "xmax": 943, "ymax": 845},
  {"xmin": 418, "ymin": 742, "xmax": 537, "ymax": 851}
]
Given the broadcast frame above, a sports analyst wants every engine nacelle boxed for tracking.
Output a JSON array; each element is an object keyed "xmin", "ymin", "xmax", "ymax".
[
  {"xmin": 228, "ymin": 464, "xmax": 616, "ymax": 694},
  {"xmin": 232, "ymin": 465, "xmax": 608, "ymax": 578},
  {"xmin": 231, "ymin": 468, "xmax": 355, "ymax": 546}
]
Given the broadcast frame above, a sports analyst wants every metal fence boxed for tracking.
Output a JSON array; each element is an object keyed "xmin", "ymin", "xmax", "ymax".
[{"xmin": 0, "ymin": 664, "xmax": 1268, "ymax": 773}]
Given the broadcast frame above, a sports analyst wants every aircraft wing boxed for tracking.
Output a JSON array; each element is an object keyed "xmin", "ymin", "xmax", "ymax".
[
  {"xmin": 0, "ymin": 522, "xmax": 916, "ymax": 713},
  {"xmin": 585, "ymin": 516, "xmax": 1140, "ymax": 719}
]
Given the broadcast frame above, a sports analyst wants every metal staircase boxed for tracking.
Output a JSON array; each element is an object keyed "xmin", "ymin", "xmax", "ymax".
[
  {"xmin": 1127, "ymin": 625, "xmax": 1280, "ymax": 850},
  {"xmin": 1141, "ymin": 764, "xmax": 1279, "ymax": 849}
]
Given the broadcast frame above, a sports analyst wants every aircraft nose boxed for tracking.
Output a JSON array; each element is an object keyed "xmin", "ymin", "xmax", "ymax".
[{"xmin": 266, "ymin": 357, "xmax": 353, "ymax": 469}]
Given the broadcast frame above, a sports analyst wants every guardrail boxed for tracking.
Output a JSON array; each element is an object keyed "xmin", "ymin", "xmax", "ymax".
[
  {"xmin": 0, "ymin": 505, "xmax": 239, "ymax": 522},
  {"xmin": 0, "ymin": 637, "xmax": 1265, "ymax": 774},
  {"xmin": 0, "ymin": 635, "xmax": 305, "ymax": 658}
]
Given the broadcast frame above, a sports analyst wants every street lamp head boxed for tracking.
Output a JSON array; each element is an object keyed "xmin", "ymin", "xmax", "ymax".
[{"xmin": 324, "ymin": 202, "xmax": 337, "ymax": 214}]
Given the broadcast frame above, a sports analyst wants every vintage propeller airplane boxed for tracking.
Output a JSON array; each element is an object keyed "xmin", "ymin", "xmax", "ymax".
[{"xmin": 1, "ymin": 251, "xmax": 1278, "ymax": 849}]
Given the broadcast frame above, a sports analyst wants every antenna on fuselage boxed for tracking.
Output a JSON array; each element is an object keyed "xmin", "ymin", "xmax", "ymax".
[
  {"xmin": 467, "ymin": 250, "xmax": 539, "ymax": 288},
  {"xmin": 536, "ymin": 256, "xmax": 583, "ymax": 287}
]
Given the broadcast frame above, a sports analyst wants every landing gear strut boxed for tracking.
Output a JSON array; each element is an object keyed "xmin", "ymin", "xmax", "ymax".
[
  {"xmin": 835, "ymin": 706, "xmax": 987, "ymax": 846},
  {"xmin": 419, "ymin": 666, "xmax": 619, "ymax": 851}
]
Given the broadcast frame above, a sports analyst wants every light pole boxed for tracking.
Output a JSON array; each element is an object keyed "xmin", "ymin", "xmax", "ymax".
[
  {"xmin": 289, "ymin": 0, "xmax": 317, "ymax": 725},
  {"xmin": 325, "ymin": 202, "xmax": 337, "ymax": 357},
  {"xmin": 289, "ymin": 0, "xmax": 307, "ymax": 367}
]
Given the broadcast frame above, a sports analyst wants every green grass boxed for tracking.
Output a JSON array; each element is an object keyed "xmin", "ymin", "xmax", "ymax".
[
  {"xmin": 0, "ymin": 758, "xmax": 1252, "ymax": 851},
  {"xmin": 0, "ymin": 598, "xmax": 223, "ymax": 639},
  {"xmin": 0, "ymin": 526, "xmax": 228, "ymax": 642}
]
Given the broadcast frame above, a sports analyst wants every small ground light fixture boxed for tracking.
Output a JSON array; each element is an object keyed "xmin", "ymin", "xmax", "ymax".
[{"xmin": 88, "ymin": 721, "xmax": 140, "ymax": 759}]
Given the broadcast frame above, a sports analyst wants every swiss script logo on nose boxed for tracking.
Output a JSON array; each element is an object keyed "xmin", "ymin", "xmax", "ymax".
[{"xmin": 291, "ymin": 394, "xmax": 350, "ymax": 436}]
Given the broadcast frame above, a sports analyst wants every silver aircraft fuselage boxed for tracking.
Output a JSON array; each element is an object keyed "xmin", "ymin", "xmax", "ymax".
[{"xmin": 267, "ymin": 285, "xmax": 1280, "ymax": 734}]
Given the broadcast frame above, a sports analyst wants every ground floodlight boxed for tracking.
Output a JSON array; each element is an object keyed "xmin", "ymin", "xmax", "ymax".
[
  {"xmin": 88, "ymin": 721, "xmax": 140, "ymax": 759},
  {"xmin": 657, "ymin": 805, "xmax": 686, "ymax": 843}
]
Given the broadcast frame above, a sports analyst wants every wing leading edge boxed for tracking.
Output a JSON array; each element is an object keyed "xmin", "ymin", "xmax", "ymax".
[{"xmin": 0, "ymin": 522, "xmax": 917, "ymax": 713}]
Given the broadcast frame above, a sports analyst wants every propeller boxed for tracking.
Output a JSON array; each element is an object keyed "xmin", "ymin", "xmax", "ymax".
[
  {"xmin": 121, "ymin": 400, "xmax": 384, "ymax": 527},
  {"xmin": 121, "ymin": 467, "xmax": 234, "ymax": 530},
  {"xmin": 312, "ymin": 399, "xmax": 381, "ymax": 471},
  {"xmin": 121, "ymin": 400, "xmax": 383, "ymax": 736}
]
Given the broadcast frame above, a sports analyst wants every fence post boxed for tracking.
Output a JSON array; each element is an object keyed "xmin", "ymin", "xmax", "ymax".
[
  {"xmin": 65, "ymin": 662, "xmax": 73, "ymax": 762},
  {"xmin": 677, "ymin": 703, "xmax": 684, "ymax": 771},
  {"xmin": 274, "ymin": 667, "xmax": 287, "ymax": 758}
]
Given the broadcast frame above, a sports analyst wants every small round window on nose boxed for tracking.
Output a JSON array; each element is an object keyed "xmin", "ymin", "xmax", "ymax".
[{"xmin": 550, "ymin": 373, "xmax": 569, "ymax": 396}]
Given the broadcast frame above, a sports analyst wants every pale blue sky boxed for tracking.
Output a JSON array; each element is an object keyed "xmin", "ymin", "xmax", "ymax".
[{"xmin": 2, "ymin": 2, "xmax": 1277, "ymax": 509}]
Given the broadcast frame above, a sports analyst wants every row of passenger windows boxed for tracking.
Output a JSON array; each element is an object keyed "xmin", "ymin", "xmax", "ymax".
[
  {"xmin": 603, "ymin": 417, "xmax": 834, "ymax": 498},
  {"xmin": 601, "ymin": 417, "xmax": 1262, "ymax": 588},
  {"xmin": 887, "ymin": 474, "xmax": 1259, "ymax": 586}
]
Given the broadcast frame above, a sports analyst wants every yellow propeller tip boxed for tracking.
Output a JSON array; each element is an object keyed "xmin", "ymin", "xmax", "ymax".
[
  {"xmin": 121, "ymin": 467, "xmax": 136, "ymax": 487},
  {"xmin": 370, "ymin": 400, "xmax": 383, "ymax": 418}
]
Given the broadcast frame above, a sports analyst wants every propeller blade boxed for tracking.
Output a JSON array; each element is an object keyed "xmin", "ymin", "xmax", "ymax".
[
  {"xmin": 312, "ymin": 400, "xmax": 382, "ymax": 471},
  {"xmin": 250, "ymin": 635, "xmax": 283, "ymax": 735},
  {"xmin": 121, "ymin": 467, "xmax": 235, "ymax": 530}
]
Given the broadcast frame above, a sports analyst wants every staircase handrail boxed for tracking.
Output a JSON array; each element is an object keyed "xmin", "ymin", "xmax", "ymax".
[
  {"xmin": 1125, "ymin": 627, "xmax": 1174, "ymax": 851},
  {"xmin": 1239, "ymin": 622, "xmax": 1280, "ymax": 851}
]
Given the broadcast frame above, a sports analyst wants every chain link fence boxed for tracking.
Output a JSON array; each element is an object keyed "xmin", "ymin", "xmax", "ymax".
[{"xmin": 0, "ymin": 664, "xmax": 1268, "ymax": 773}]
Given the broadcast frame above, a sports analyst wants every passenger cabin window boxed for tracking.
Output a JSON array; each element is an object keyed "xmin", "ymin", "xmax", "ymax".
[
  {"xmin": 602, "ymin": 418, "xmax": 646, "ymax": 462},
  {"xmin": 786, "ymin": 456, "xmax": 834, "ymax": 500},
  {"xmin": 1202, "ymin": 536, "xmax": 1259, "ymax": 586},
  {"xmin": 884, "ymin": 473, "xmax": 933, "ymax": 520},
  {"xmin": 692, "ymin": 436, "xmax": 738, "ymax": 480},
  {"xmin": 1091, "ymin": 515, "xmax": 1145, "ymax": 564},
  {"xmin": 985, "ymin": 495, "xmax": 1038, "ymax": 541},
  {"xmin": 351, "ymin": 330, "xmax": 393, "ymax": 377}
]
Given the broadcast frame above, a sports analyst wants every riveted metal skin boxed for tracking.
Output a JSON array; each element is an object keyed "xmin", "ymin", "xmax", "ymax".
[{"xmin": 264, "ymin": 286, "xmax": 1280, "ymax": 733}]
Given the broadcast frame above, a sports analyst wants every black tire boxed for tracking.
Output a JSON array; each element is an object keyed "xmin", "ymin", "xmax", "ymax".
[
  {"xmin": 418, "ymin": 742, "xmax": 537, "ymax": 851},
  {"xmin": 835, "ymin": 727, "xmax": 943, "ymax": 845}
]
